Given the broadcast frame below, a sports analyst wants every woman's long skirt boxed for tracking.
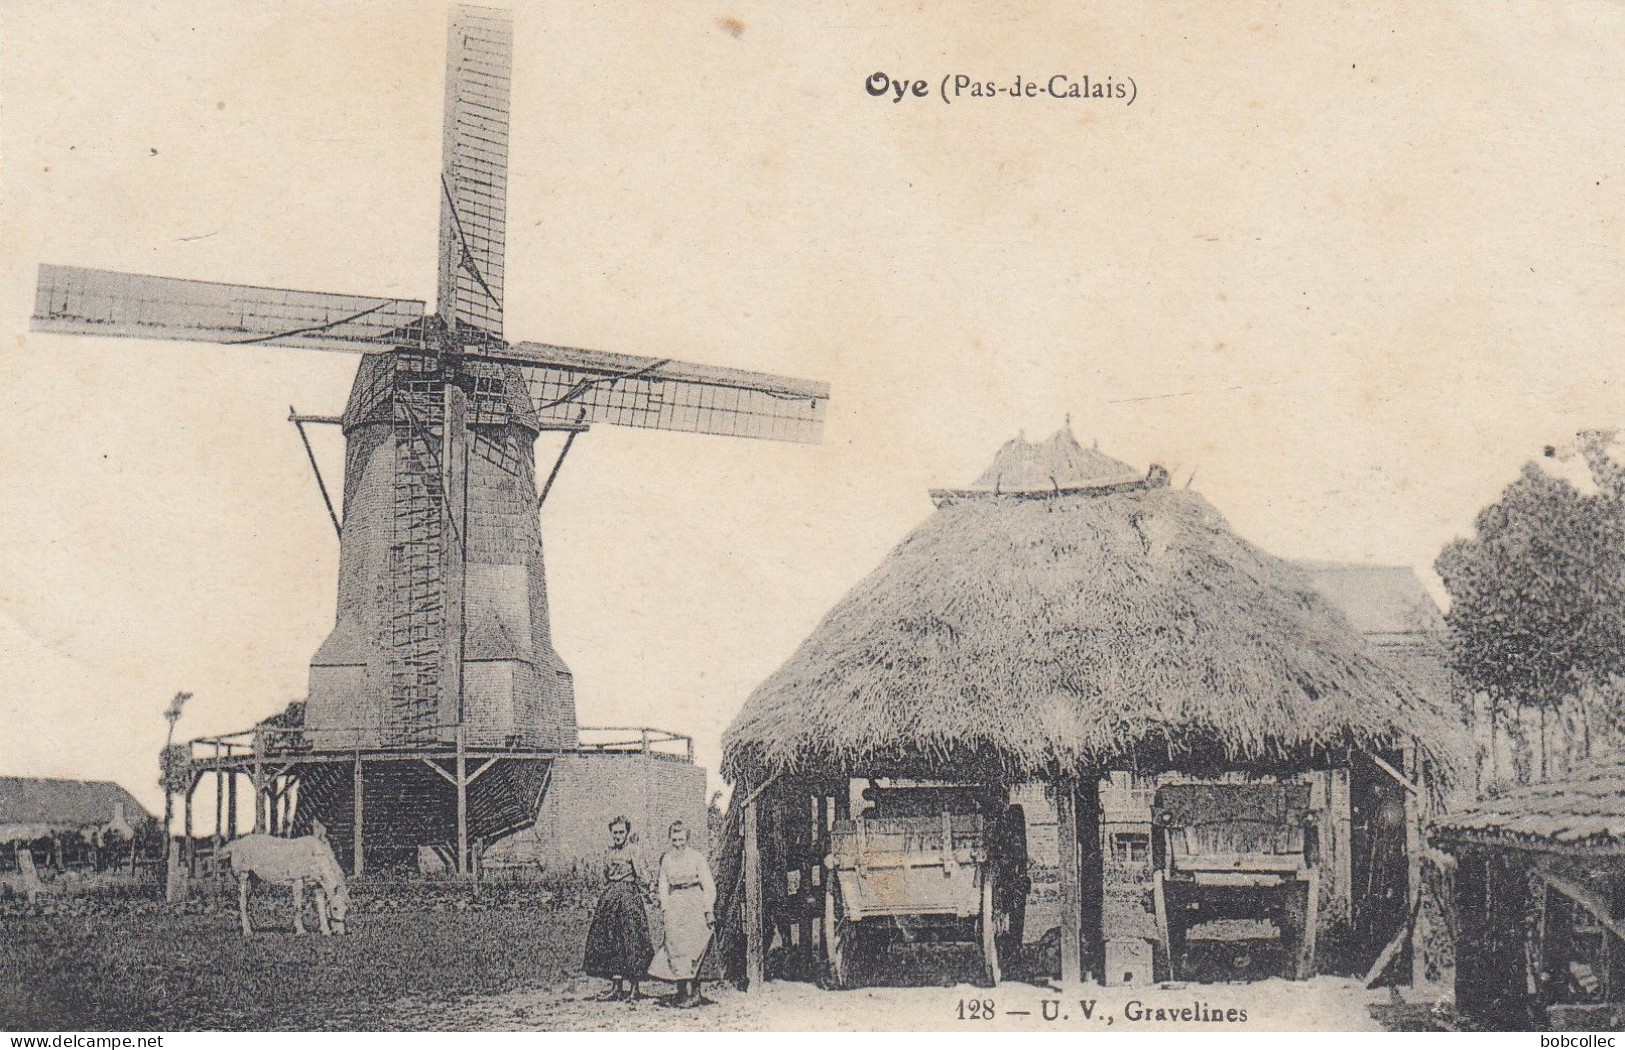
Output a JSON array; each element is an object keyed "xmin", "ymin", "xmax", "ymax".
[
  {"xmin": 649, "ymin": 886, "xmax": 711, "ymax": 981},
  {"xmin": 583, "ymin": 881, "xmax": 654, "ymax": 978}
]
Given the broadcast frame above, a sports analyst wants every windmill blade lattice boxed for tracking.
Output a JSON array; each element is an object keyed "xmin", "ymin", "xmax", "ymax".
[
  {"xmin": 508, "ymin": 342, "xmax": 828, "ymax": 444},
  {"xmin": 437, "ymin": 4, "xmax": 510, "ymax": 338},
  {"xmin": 33, "ymin": 264, "xmax": 424, "ymax": 354}
]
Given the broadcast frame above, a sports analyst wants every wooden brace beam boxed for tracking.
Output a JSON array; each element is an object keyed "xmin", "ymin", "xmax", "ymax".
[
  {"xmin": 1536, "ymin": 861, "xmax": 1625, "ymax": 947},
  {"xmin": 1369, "ymin": 752, "xmax": 1421, "ymax": 797},
  {"xmin": 420, "ymin": 758, "xmax": 458, "ymax": 786}
]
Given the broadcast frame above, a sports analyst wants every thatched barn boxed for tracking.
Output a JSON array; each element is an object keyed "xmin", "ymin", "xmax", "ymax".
[
  {"xmin": 719, "ymin": 427, "xmax": 1463, "ymax": 988},
  {"xmin": 1434, "ymin": 753, "xmax": 1625, "ymax": 1030},
  {"xmin": 0, "ymin": 777, "xmax": 149, "ymax": 873}
]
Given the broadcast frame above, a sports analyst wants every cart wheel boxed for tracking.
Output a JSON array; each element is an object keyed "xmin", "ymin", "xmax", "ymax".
[
  {"xmin": 978, "ymin": 870, "xmax": 1001, "ymax": 987},
  {"xmin": 824, "ymin": 879, "xmax": 853, "ymax": 989}
]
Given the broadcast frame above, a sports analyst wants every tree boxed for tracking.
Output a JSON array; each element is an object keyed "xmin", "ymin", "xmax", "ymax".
[
  {"xmin": 1436, "ymin": 452, "xmax": 1625, "ymax": 782},
  {"xmin": 159, "ymin": 691, "xmax": 193, "ymax": 845}
]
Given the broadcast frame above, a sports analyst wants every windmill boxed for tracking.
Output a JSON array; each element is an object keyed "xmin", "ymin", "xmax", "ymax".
[{"xmin": 31, "ymin": 5, "xmax": 828, "ymax": 874}]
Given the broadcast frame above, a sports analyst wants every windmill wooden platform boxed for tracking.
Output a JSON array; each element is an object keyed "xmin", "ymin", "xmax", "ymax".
[{"xmin": 32, "ymin": 5, "xmax": 828, "ymax": 877}]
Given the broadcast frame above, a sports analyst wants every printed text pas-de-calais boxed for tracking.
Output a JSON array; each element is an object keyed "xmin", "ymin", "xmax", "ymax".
[{"xmin": 867, "ymin": 72, "xmax": 1138, "ymax": 106}]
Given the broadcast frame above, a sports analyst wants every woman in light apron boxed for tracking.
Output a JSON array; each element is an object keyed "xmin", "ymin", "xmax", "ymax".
[{"xmin": 648, "ymin": 820, "xmax": 715, "ymax": 1007}]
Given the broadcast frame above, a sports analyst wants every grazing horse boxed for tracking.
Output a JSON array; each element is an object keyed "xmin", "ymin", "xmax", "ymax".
[{"xmin": 218, "ymin": 825, "xmax": 350, "ymax": 936}]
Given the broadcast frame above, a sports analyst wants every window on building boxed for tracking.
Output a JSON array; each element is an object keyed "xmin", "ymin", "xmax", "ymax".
[{"xmin": 1111, "ymin": 832, "xmax": 1149, "ymax": 864}]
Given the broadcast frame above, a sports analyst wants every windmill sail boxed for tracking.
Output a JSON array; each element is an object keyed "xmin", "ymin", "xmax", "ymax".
[
  {"xmin": 505, "ymin": 341, "xmax": 829, "ymax": 444},
  {"xmin": 437, "ymin": 4, "xmax": 510, "ymax": 338},
  {"xmin": 32, "ymin": 264, "xmax": 424, "ymax": 354}
]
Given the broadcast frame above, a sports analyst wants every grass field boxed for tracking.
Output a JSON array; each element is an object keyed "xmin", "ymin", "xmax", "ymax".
[
  {"xmin": 1, "ymin": 900, "xmax": 595, "ymax": 1031},
  {"xmin": 0, "ymin": 885, "xmax": 1406, "ymax": 1032}
]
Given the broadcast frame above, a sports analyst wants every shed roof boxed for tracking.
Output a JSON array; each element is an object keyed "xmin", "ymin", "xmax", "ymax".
[{"xmin": 1434, "ymin": 753, "xmax": 1625, "ymax": 854}]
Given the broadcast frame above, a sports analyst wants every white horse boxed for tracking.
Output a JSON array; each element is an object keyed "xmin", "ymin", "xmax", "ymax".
[{"xmin": 218, "ymin": 825, "xmax": 350, "ymax": 936}]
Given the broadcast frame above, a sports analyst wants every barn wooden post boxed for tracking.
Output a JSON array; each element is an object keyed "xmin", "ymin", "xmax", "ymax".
[
  {"xmin": 352, "ymin": 752, "xmax": 366, "ymax": 877},
  {"xmin": 1404, "ymin": 741, "xmax": 1425, "ymax": 988},
  {"xmin": 816, "ymin": 793, "xmax": 831, "ymax": 954},
  {"xmin": 744, "ymin": 788, "xmax": 765, "ymax": 991},
  {"xmin": 1077, "ymin": 774, "xmax": 1105, "ymax": 979},
  {"xmin": 226, "ymin": 768, "xmax": 239, "ymax": 840},
  {"xmin": 1056, "ymin": 776, "xmax": 1084, "ymax": 985},
  {"xmin": 455, "ymin": 726, "xmax": 469, "ymax": 877}
]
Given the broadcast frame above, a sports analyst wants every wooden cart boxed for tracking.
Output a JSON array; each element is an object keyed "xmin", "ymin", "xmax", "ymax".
[
  {"xmin": 1151, "ymin": 783, "xmax": 1320, "ymax": 982},
  {"xmin": 822, "ymin": 790, "xmax": 1025, "ymax": 988}
]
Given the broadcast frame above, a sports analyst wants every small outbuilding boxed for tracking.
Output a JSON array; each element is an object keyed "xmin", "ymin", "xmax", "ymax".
[
  {"xmin": 1434, "ymin": 754, "xmax": 1625, "ymax": 1030},
  {"xmin": 719, "ymin": 427, "xmax": 1464, "ymax": 988},
  {"xmin": 0, "ymin": 776, "xmax": 149, "ymax": 873}
]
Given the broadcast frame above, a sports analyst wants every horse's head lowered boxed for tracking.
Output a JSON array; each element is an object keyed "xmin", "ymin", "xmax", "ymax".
[{"xmin": 325, "ymin": 877, "xmax": 350, "ymax": 935}]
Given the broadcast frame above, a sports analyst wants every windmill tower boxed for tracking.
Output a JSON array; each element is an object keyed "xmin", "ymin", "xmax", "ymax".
[{"xmin": 31, "ymin": 6, "xmax": 828, "ymax": 873}]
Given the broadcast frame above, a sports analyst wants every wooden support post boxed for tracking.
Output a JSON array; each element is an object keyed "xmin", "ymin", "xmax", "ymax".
[
  {"xmin": 440, "ymin": 380, "xmax": 469, "ymax": 738},
  {"xmin": 162, "ymin": 785, "xmax": 174, "ymax": 885},
  {"xmin": 455, "ymin": 727, "xmax": 469, "ymax": 877},
  {"xmin": 213, "ymin": 756, "xmax": 224, "ymax": 856},
  {"xmin": 1077, "ymin": 775, "xmax": 1105, "ymax": 979},
  {"xmin": 252, "ymin": 754, "xmax": 265, "ymax": 833},
  {"xmin": 183, "ymin": 776, "xmax": 196, "ymax": 875},
  {"xmin": 1331, "ymin": 768, "xmax": 1353, "ymax": 924},
  {"xmin": 352, "ymin": 753, "xmax": 365, "ymax": 877},
  {"xmin": 165, "ymin": 839, "xmax": 185, "ymax": 902},
  {"xmin": 1152, "ymin": 871, "xmax": 1172, "ymax": 978},
  {"xmin": 226, "ymin": 769, "xmax": 238, "ymax": 840},
  {"xmin": 1056, "ymin": 777, "xmax": 1084, "ymax": 986},
  {"xmin": 1404, "ymin": 743, "xmax": 1425, "ymax": 988},
  {"xmin": 816, "ymin": 794, "xmax": 831, "ymax": 953},
  {"xmin": 744, "ymin": 792, "xmax": 765, "ymax": 991},
  {"xmin": 801, "ymin": 792, "xmax": 816, "ymax": 957}
]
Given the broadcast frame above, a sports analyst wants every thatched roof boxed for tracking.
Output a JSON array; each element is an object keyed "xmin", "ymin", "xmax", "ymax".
[
  {"xmin": 1434, "ymin": 753, "xmax": 1625, "ymax": 855},
  {"xmin": 0, "ymin": 777, "xmax": 148, "ymax": 842},
  {"xmin": 722, "ymin": 428, "xmax": 1464, "ymax": 784}
]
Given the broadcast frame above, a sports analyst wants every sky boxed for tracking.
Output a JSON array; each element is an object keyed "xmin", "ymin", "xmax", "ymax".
[{"xmin": 1, "ymin": 0, "xmax": 1621, "ymax": 813}]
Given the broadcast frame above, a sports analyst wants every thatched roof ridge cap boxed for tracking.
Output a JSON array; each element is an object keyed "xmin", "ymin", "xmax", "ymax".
[{"xmin": 963, "ymin": 424, "xmax": 1137, "ymax": 495}]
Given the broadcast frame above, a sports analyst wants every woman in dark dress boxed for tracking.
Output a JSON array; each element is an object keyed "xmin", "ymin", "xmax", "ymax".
[{"xmin": 583, "ymin": 816, "xmax": 654, "ymax": 1001}]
